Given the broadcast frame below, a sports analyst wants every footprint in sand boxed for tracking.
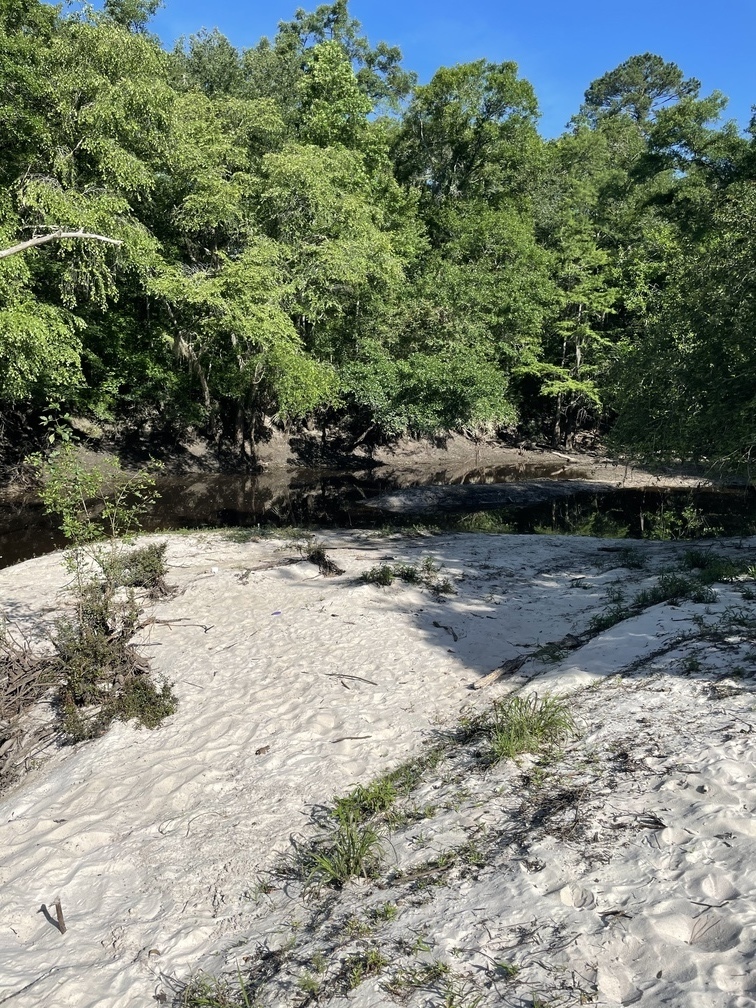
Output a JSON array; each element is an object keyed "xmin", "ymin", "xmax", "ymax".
[
  {"xmin": 700, "ymin": 872, "xmax": 740, "ymax": 902},
  {"xmin": 689, "ymin": 911, "xmax": 742, "ymax": 952},
  {"xmin": 650, "ymin": 911, "xmax": 693, "ymax": 943},
  {"xmin": 711, "ymin": 962, "xmax": 756, "ymax": 994},
  {"xmin": 597, "ymin": 964, "xmax": 641, "ymax": 1005},
  {"xmin": 646, "ymin": 826, "xmax": 690, "ymax": 848},
  {"xmin": 559, "ymin": 883, "xmax": 596, "ymax": 909}
]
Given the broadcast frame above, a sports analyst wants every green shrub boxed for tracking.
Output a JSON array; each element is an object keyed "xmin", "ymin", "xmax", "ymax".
[
  {"xmin": 27, "ymin": 446, "xmax": 176, "ymax": 743},
  {"xmin": 101, "ymin": 541, "xmax": 170, "ymax": 597},
  {"xmin": 484, "ymin": 694, "xmax": 575, "ymax": 761},
  {"xmin": 362, "ymin": 564, "xmax": 396, "ymax": 586},
  {"xmin": 361, "ymin": 558, "xmax": 455, "ymax": 595},
  {"xmin": 335, "ymin": 779, "xmax": 398, "ymax": 822},
  {"xmin": 306, "ymin": 809, "xmax": 385, "ymax": 888}
]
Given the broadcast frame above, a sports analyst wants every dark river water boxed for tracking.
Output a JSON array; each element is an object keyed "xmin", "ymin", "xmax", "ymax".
[{"xmin": 2, "ymin": 462, "xmax": 756, "ymax": 570}]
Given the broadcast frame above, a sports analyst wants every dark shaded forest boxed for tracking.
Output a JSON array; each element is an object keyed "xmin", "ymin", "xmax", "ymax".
[{"xmin": 1, "ymin": 0, "xmax": 754, "ymax": 471}]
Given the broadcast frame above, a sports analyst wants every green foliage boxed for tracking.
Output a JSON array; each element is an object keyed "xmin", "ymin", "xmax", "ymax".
[
  {"xmin": 179, "ymin": 970, "xmax": 253, "ymax": 1008},
  {"xmin": 54, "ymin": 579, "xmax": 176, "ymax": 742},
  {"xmin": 634, "ymin": 573, "xmax": 716, "ymax": 607},
  {"xmin": 344, "ymin": 341, "xmax": 517, "ymax": 437},
  {"xmin": 29, "ymin": 444, "xmax": 161, "ymax": 545},
  {"xmin": 361, "ymin": 557, "xmax": 454, "ymax": 594},
  {"xmin": 394, "ymin": 59, "xmax": 540, "ymax": 208},
  {"xmin": 581, "ymin": 53, "xmax": 701, "ymax": 125},
  {"xmin": 334, "ymin": 779, "xmax": 397, "ymax": 822},
  {"xmin": 298, "ymin": 41, "xmax": 372, "ymax": 148},
  {"xmin": 0, "ymin": 2, "xmax": 753, "ymax": 466},
  {"xmin": 103, "ymin": 0, "xmax": 164, "ymax": 33},
  {"xmin": 306, "ymin": 808, "xmax": 385, "ymax": 888},
  {"xmin": 641, "ymin": 501, "xmax": 724, "ymax": 541},
  {"xmin": 101, "ymin": 541, "xmax": 170, "ymax": 596},
  {"xmin": 611, "ymin": 181, "xmax": 756, "ymax": 468},
  {"xmin": 485, "ymin": 694, "xmax": 576, "ymax": 761},
  {"xmin": 345, "ymin": 947, "xmax": 389, "ymax": 989},
  {"xmin": 29, "ymin": 446, "xmax": 175, "ymax": 741},
  {"xmin": 681, "ymin": 550, "xmax": 754, "ymax": 585},
  {"xmin": 588, "ymin": 568, "xmax": 720, "ymax": 634}
]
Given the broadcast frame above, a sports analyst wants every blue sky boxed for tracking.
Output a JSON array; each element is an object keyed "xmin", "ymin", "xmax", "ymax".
[{"xmin": 143, "ymin": 0, "xmax": 754, "ymax": 137}]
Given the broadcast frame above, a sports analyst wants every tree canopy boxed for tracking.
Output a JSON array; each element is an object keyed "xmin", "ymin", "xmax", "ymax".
[{"xmin": 1, "ymin": 0, "xmax": 753, "ymax": 472}]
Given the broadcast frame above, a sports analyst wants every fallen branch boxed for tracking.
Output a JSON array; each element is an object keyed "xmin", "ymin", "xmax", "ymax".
[{"xmin": 473, "ymin": 654, "xmax": 529, "ymax": 690}]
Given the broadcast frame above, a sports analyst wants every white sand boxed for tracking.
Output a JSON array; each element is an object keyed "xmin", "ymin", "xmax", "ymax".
[{"xmin": 0, "ymin": 531, "xmax": 754, "ymax": 1007}]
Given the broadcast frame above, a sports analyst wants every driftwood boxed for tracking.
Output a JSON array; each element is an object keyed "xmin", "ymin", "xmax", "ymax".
[
  {"xmin": 0, "ymin": 629, "xmax": 58, "ymax": 785},
  {"xmin": 473, "ymin": 655, "xmax": 529, "ymax": 690},
  {"xmin": 472, "ymin": 631, "xmax": 591, "ymax": 690},
  {"xmin": 364, "ymin": 478, "xmax": 619, "ymax": 515},
  {"xmin": 54, "ymin": 899, "xmax": 67, "ymax": 935},
  {"xmin": 0, "ymin": 231, "xmax": 122, "ymax": 260}
]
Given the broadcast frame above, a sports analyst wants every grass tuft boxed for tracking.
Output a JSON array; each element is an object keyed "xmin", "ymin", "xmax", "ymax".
[
  {"xmin": 304, "ymin": 808, "xmax": 385, "ymax": 889},
  {"xmin": 460, "ymin": 694, "xmax": 576, "ymax": 761},
  {"xmin": 489, "ymin": 694, "xmax": 576, "ymax": 760},
  {"xmin": 179, "ymin": 970, "xmax": 254, "ymax": 1008},
  {"xmin": 361, "ymin": 557, "xmax": 455, "ymax": 595}
]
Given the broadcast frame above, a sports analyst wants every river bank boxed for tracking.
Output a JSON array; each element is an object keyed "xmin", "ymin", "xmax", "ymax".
[
  {"xmin": 1, "ymin": 529, "xmax": 755, "ymax": 1006},
  {"xmin": 3, "ymin": 433, "xmax": 749, "ymax": 571}
]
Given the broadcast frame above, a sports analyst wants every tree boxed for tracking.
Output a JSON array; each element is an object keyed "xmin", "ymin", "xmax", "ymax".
[
  {"xmin": 272, "ymin": 0, "xmax": 416, "ymax": 109},
  {"xmin": 103, "ymin": 0, "xmax": 163, "ymax": 34},
  {"xmin": 297, "ymin": 40, "xmax": 372, "ymax": 148},
  {"xmin": 581, "ymin": 53, "xmax": 700, "ymax": 126},
  {"xmin": 611, "ymin": 181, "xmax": 756, "ymax": 469},
  {"xmin": 171, "ymin": 28, "xmax": 244, "ymax": 96},
  {"xmin": 393, "ymin": 60, "xmax": 540, "ymax": 213}
]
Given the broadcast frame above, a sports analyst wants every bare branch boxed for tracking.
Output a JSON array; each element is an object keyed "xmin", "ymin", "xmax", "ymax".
[{"xmin": 0, "ymin": 231, "xmax": 123, "ymax": 261}]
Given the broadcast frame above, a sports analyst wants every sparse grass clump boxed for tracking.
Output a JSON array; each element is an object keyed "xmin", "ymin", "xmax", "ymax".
[
  {"xmin": 460, "ymin": 694, "xmax": 576, "ymax": 761},
  {"xmin": 297, "ymin": 538, "xmax": 345, "ymax": 576},
  {"xmin": 588, "ymin": 568, "xmax": 720, "ymax": 634},
  {"xmin": 361, "ymin": 556, "xmax": 455, "ymax": 595},
  {"xmin": 489, "ymin": 694, "xmax": 576, "ymax": 760},
  {"xmin": 532, "ymin": 641, "xmax": 569, "ymax": 664},
  {"xmin": 179, "ymin": 971, "xmax": 253, "ymax": 1008},
  {"xmin": 335, "ymin": 778, "xmax": 398, "ymax": 822},
  {"xmin": 304, "ymin": 808, "xmax": 385, "ymax": 889},
  {"xmin": 385, "ymin": 960, "xmax": 451, "ymax": 999},
  {"xmin": 681, "ymin": 549, "xmax": 756, "ymax": 585},
  {"xmin": 635, "ymin": 572, "xmax": 715, "ymax": 607},
  {"xmin": 346, "ymin": 947, "xmax": 389, "ymax": 989}
]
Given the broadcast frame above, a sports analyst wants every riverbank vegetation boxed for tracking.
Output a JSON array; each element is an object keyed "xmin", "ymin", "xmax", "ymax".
[{"xmin": 1, "ymin": 0, "xmax": 754, "ymax": 472}]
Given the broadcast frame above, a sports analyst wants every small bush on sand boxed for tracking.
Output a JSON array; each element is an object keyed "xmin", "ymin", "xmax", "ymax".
[
  {"xmin": 362, "ymin": 557, "xmax": 455, "ymax": 595},
  {"xmin": 101, "ymin": 541, "xmax": 170, "ymax": 597},
  {"xmin": 27, "ymin": 445, "xmax": 176, "ymax": 741},
  {"xmin": 361, "ymin": 563, "xmax": 396, "ymax": 586}
]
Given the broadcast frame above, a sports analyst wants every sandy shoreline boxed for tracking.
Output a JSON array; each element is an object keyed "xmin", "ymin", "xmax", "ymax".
[{"xmin": 1, "ymin": 530, "xmax": 755, "ymax": 1006}]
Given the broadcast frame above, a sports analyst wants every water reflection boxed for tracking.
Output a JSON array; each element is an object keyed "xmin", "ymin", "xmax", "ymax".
[{"xmin": 1, "ymin": 463, "xmax": 755, "ymax": 570}]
